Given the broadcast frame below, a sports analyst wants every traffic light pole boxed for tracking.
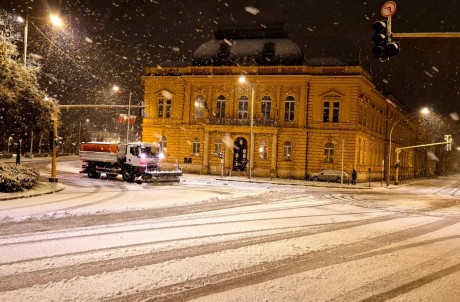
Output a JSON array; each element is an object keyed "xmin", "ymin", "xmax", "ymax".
[
  {"xmin": 394, "ymin": 140, "xmax": 451, "ymax": 185},
  {"xmin": 393, "ymin": 32, "xmax": 460, "ymax": 38}
]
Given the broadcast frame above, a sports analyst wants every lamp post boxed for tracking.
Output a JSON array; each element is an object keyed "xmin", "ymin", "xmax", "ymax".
[
  {"xmin": 239, "ymin": 76, "xmax": 255, "ymax": 179},
  {"xmin": 49, "ymin": 107, "xmax": 58, "ymax": 182},
  {"xmin": 17, "ymin": 13, "xmax": 63, "ymax": 65},
  {"xmin": 387, "ymin": 107, "xmax": 430, "ymax": 186},
  {"xmin": 7, "ymin": 136, "xmax": 13, "ymax": 155}
]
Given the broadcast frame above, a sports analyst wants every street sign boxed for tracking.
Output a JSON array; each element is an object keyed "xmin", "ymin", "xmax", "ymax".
[{"xmin": 381, "ymin": 1, "xmax": 397, "ymax": 17}]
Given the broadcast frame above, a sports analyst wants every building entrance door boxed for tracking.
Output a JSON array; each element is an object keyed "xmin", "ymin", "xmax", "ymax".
[{"xmin": 233, "ymin": 137, "xmax": 248, "ymax": 171}]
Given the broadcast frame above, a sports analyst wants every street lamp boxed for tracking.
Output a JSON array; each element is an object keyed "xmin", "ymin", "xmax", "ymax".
[
  {"xmin": 17, "ymin": 13, "xmax": 64, "ymax": 65},
  {"xmin": 7, "ymin": 136, "xmax": 14, "ymax": 155},
  {"xmin": 238, "ymin": 76, "xmax": 255, "ymax": 179},
  {"xmin": 387, "ymin": 107, "xmax": 430, "ymax": 186},
  {"xmin": 113, "ymin": 85, "xmax": 133, "ymax": 143}
]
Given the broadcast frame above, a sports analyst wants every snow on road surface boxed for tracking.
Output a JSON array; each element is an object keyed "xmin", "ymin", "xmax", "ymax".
[{"xmin": 0, "ymin": 159, "xmax": 460, "ymax": 301}]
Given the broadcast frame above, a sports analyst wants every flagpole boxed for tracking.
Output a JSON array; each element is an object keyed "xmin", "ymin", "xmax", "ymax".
[{"xmin": 126, "ymin": 91, "xmax": 132, "ymax": 143}]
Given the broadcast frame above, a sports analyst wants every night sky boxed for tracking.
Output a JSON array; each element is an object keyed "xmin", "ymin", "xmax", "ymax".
[{"xmin": 2, "ymin": 0, "xmax": 460, "ymax": 125}]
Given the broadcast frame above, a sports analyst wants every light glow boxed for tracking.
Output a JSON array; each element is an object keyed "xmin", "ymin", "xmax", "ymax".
[
  {"xmin": 17, "ymin": 16, "xmax": 25, "ymax": 23},
  {"xmin": 420, "ymin": 107, "xmax": 430, "ymax": 115},
  {"xmin": 49, "ymin": 14, "xmax": 63, "ymax": 27},
  {"xmin": 238, "ymin": 76, "xmax": 247, "ymax": 84}
]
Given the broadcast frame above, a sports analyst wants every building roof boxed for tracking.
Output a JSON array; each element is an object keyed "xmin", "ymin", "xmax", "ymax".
[
  {"xmin": 304, "ymin": 58, "xmax": 349, "ymax": 66},
  {"xmin": 191, "ymin": 24, "xmax": 304, "ymax": 66}
]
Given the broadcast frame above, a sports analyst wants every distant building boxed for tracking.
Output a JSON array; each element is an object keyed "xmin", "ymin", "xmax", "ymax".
[{"xmin": 141, "ymin": 25, "xmax": 428, "ymax": 181}]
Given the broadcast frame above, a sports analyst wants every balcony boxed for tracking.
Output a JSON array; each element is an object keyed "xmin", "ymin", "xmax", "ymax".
[{"xmin": 207, "ymin": 117, "xmax": 279, "ymax": 127}]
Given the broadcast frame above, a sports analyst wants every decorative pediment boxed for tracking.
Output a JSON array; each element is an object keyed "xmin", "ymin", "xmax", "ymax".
[
  {"xmin": 155, "ymin": 89, "xmax": 175, "ymax": 99},
  {"xmin": 320, "ymin": 90, "xmax": 344, "ymax": 99}
]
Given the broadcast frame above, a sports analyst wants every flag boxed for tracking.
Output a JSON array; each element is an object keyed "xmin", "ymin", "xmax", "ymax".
[
  {"xmin": 129, "ymin": 115, "xmax": 136, "ymax": 125},
  {"xmin": 117, "ymin": 114, "xmax": 127, "ymax": 123}
]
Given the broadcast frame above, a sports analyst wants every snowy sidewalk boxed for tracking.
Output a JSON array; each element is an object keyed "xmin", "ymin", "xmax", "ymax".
[{"xmin": 212, "ymin": 175, "xmax": 432, "ymax": 190}]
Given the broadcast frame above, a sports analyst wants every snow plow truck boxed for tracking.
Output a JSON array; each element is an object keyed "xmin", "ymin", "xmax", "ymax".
[{"xmin": 79, "ymin": 142, "xmax": 182, "ymax": 183}]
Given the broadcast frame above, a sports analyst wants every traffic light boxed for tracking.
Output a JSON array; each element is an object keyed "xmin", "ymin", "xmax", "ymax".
[
  {"xmin": 372, "ymin": 20, "xmax": 388, "ymax": 58},
  {"xmin": 372, "ymin": 20, "xmax": 400, "ymax": 60}
]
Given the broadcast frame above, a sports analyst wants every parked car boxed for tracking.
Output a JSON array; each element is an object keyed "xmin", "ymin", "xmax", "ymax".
[{"xmin": 309, "ymin": 170, "xmax": 349, "ymax": 183}]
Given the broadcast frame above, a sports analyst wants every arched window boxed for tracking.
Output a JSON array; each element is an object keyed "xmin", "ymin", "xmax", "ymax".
[
  {"xmin": 216, "ymin": 95, "xmax": 226, "ymax": 118},
  {"xmin": 194, "ymin": 95, "xmax": 205, "ymax": 119},
  {"xmin": 192, "ymin": 138, "xmax": 200, "ymax": 155},
  {"xmin": 238, "ymin": 96, "xmax": 249, "ymax": 119},
  {"xmin": 259, "ymin": 141, "xmax": 267, "ymax": 159},
  {"xmin": 261, "ymin": 96, "xmax": 271, "ymax": 119},
  {"xmin": 284, "ymin": 96, "xmax": 295, "ymax": 121},
  {"xmin": 283, "ymin": 141, "xmax": 292, "ymax": 161},
  {"xmin": 159, "ymin": 136, "xmax": 167, "ymax": 152},
  {"xmin": 324, "ymin": 142, "xmax": 334, "ymax": 163}
]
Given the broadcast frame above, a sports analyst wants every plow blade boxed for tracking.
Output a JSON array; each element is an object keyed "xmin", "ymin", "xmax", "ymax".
[{"xmin": 141, "ymin": 170, "xmax": 183, "ymax": 183}]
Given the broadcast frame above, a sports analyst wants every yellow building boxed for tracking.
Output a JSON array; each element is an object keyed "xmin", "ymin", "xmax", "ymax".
[{"xmin": 141, "ymin": 26, "xmax": 426, "ymax": 181}]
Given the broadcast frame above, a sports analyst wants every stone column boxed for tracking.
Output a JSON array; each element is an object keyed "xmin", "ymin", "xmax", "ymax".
[
  {"xmin": 202, "ymin": 131, "xmax": 210, "ymax": 174},
  {"xmin": 224, "ymin": 132, "xmax": 231, "ymax": 176},
  {"xmin": 271, "ymin": 133, "xmax": 278, "ymax": 178}
]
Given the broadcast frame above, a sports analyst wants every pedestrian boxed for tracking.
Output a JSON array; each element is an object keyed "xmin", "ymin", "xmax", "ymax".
[
  {"xmin": 352, "ymin": 169, "xmax": 357, "ymax": 185},
  {"xmin": 16, "ymin": 139, "xmax": 21, "ymax": 165}
]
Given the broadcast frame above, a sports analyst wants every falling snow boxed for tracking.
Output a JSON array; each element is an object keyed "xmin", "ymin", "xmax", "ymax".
[{"xmin": 245, "ymin": 6, "xmax": 260, "ymax": 15}]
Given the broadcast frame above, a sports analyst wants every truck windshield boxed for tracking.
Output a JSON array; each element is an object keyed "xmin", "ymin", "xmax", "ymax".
[{"xmin": 139, "ymin": 146, "xmax": 159, "ymax": 158}]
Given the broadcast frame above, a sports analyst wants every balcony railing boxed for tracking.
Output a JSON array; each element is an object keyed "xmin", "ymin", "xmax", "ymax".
[{"xmin": 207, "ymin": 117, "xmax": 279, "ymax": 127}]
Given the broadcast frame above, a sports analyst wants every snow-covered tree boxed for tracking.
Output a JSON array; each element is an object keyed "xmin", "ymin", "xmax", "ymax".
[{"xmin": 0, "ymin": 32, "xmax": 56, "ymax": 152}]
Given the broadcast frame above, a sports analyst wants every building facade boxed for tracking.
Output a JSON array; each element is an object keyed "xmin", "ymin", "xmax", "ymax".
[{"xmin": 141, "ymin": 26, "xmax": 427, "ymax": 181}]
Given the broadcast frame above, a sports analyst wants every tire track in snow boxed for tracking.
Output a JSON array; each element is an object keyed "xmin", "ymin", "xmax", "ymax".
[
  {"xmin": 0, "ymin": 213, "xmax": 401, "ymax": 292},
  {"xmin": 335, "ymin": 244, "xmax": 460, "ymax": 301},
  {"xmin": 104, "ymin": 217, "xmax": 460, "ymax": 302},
  {"xmin": 0, "ymin": 191, "xmax": 306, "ymax": 236},
  {"xmin": 0, "ymin": 191, "xmax": 458, "ymax": 301}
]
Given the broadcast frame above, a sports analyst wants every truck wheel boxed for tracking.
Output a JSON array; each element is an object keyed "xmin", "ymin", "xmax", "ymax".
[
  {"xmin": 122, "ymin": 171, "xmax": 135, "ymax": 182},
  {"xmin": 87, "ymin": 167, "xmax": 101, "ymax": 179}
]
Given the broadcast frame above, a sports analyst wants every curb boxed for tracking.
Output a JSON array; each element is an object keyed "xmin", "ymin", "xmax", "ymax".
[
  {"xmin": 213, "ymin": 177, "xmax": 434, "ymax": 190},
  {"xmin": 0, "ymin": 182, "xmax": 65, "ymax": 201},
  {"xmin": 215, "ymin": 177, "xmax": 375, "ymax": 189}
]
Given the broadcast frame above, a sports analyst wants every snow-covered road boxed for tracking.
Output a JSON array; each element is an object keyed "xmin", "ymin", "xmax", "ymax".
[{"xmin": 0, "ymin": 159, "xmax": 459, "ymax": 301}]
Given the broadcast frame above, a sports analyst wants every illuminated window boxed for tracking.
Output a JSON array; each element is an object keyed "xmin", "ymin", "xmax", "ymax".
[
  {"xmin": 158, "ymin": 99, "xmax": 164, "ymax": 118},
  {"xmin": 283, "ymin": 141, "xmax": 292, "ymax": 161},
  {"xmin": 195, "ymin": 95, "xmax": 205, "ymax": 119},
  {"xmin": 216, "ymin": 95, "xmax": 226, "ymax": 118},
  {"xmin": 214, "ymin": 139, "xmax": 222, "ymax": 155},
  {"xmin": 165, "ymin": 99, "xmax": 171, "ymax": 118},
  {"xmin": 192, "ymin": 138, "xmax": 200, "ymax": 155},
  {"xmin": 284, "ymin": 96, "xmax": 295, "ymax": 121},
  {"xmin": 238, "ymin": 96, "xmax": 249, "ymax": 119},
  {"xmin": 324, "ymin": 142, "xmax": 334, "ymax": 163},
  {"xmin": 259, "ymin": 141, "xmax": 267, "ymax": 159},
  {"xmin": 324, "ymin": 101, "xmax": 340, "ymax": 123},
  {"xmin": 159, "ymin": 136, "xmax": 167, "ymax": 152},
  {"xmin": 261, "ymin": 96, "xmax": 271, "ymax": 119},
  {"xmin": 158, "ymin": 99, "xmax": 171, "ymax": 118}
]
